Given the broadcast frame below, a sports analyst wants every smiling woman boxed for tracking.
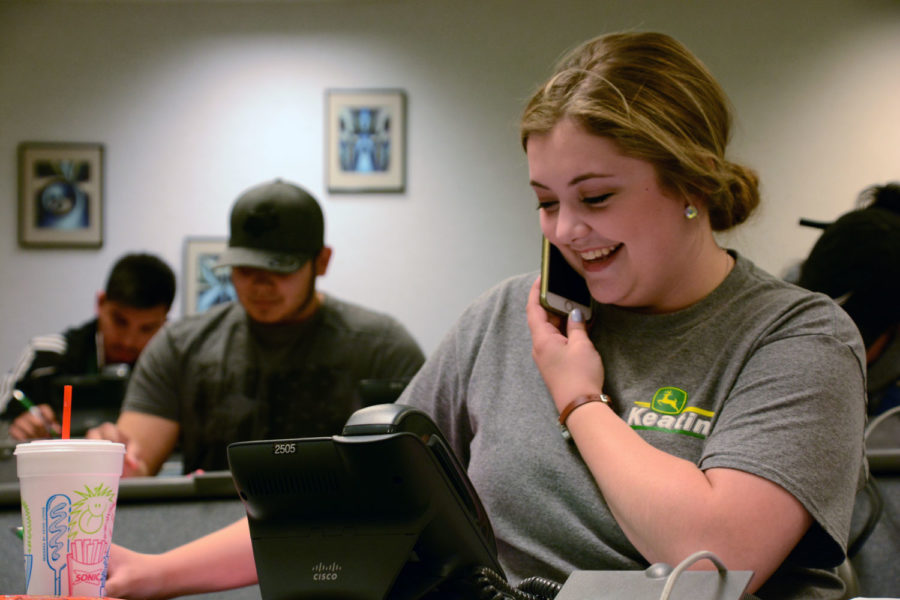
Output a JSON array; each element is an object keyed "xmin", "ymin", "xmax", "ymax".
[{"xmin": 399, "ymin": 31, "xmax": 867, "ymax": 599}]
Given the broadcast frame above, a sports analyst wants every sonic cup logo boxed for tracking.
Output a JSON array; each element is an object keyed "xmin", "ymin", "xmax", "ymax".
[{"xmin": 312, "ymin": 561, "xmax": 342, "ymax": 582}]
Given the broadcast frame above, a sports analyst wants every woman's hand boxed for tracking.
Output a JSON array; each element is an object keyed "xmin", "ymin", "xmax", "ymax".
[
  {"xmin": 105, "ymin": 544, "xmax": 170, "ymax": 600},
  {"xmin": 526, "ymin": 277, "xmax": 605, "ymax": 410},
  {"xmin": 106, "ymin": 518, "xmax": 258, "ymax": 599}
]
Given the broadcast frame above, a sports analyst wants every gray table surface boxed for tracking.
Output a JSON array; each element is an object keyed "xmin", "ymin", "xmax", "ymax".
[{"xmin": 0, "ymin": 458, "xmax": 261, "ymax": 599}]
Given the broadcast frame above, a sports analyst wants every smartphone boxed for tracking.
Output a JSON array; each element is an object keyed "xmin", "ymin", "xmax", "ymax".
[{"xmin": 540, "ymin": 236, "xmax": 593, "ymax": 319}]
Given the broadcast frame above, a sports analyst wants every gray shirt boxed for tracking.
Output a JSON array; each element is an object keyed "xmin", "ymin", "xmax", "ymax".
[
  {"xmin": 124, "ymin": 295, "xmax": 425, "ymax": 472},
  {"xmin": 399, "ymin": 253, "xmax": 866, "ymax": 599}
]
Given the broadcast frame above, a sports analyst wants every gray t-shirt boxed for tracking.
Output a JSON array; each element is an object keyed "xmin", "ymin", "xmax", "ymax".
[
  {"xmin": 124, "ymin": 295, "xmax": 425, "ymax": 472},
  {"xmin": 399, "ymin": 253, "xmax": 866, "ymax": 599}
]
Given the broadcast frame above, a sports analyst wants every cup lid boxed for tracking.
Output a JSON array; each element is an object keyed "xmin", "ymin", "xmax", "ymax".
[{"xmin": 14, "ymin": 439, "xmax": 126, "ymax": 455}]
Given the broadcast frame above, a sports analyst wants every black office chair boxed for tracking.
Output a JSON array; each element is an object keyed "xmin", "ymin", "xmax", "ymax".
[
  {"xmin": 835, "ymin": 473, "xmax": 882, "ymax": 600},
  {"xmin": 848, "ymin": 475, "xmax": 884, "ymax": 560},
  {"xmin": 846, "ymin": 406, "xmax": 900, "ymax": 597}
]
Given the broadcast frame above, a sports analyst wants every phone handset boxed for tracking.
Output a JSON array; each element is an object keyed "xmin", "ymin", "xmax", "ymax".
[
  {"xmin": 539, "ymin": 236, "xmax": 594, "ymax": 320},
  {"xmin": 342, "ymin": 403, "xmax": 497, "ymax": 547}
]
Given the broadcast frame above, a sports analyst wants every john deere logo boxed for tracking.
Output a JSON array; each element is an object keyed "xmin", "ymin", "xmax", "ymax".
[
  {"xmin": 651, "ymin": 387, "xmax": 687, "ymax": 415},
  {"xmin": 627, "ymin": 387, "xmax": 713, "ymax": 439}
]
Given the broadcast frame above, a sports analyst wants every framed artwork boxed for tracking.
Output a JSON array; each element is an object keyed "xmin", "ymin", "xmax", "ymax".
[
  {"xmin": 326, "ymin": 89, "xmax": 406, "ymax": 193},
  {"xmin": 18, "ymin": 142, "xmax": 104, "ymax": 248},
  {"xmin": 182, "ymin": 237, "xmax": 238, "ymax": 316}
]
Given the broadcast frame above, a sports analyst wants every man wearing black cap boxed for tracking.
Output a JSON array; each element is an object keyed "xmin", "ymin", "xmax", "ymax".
[{"xmin": 88, "ymin": 179, "xmax": 425, "ymax": 476}]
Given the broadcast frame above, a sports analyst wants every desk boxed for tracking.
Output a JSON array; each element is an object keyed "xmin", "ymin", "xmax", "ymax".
[
  {"xmin": 1, "ymin": 437, "xmax": 897, "ymax": 599},
  {"xmin": 0, "ymin": 471, "xmax": 261, "ymax": 600}
]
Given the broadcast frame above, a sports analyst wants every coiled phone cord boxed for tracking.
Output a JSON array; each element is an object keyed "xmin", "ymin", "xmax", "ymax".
[{"xmin": 471, "ymin": 566, "xmax": 563, "ymax": 600}]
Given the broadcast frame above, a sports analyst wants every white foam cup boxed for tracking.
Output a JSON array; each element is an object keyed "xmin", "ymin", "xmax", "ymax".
[{"xmin": 15, "ymin": 439, "xmax": 125, "ymax": 597}]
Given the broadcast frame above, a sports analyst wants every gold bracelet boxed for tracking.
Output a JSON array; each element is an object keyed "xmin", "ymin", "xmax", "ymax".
[{"xmin": 558, "ymin": 393, "xmax": 611, "ymax": 441}]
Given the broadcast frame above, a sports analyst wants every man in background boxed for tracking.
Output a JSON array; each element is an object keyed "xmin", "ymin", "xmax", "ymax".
[
  {"xmin": 88, "ymin": 179, "xmax": 425, "ymax": 476},
  {"xmin": 798, "ymin": 182, "xmax": 900, "ymax": 416},
  {"xmin": 1, "ymin": 253, "xmax": 176, "ymax": 439}
]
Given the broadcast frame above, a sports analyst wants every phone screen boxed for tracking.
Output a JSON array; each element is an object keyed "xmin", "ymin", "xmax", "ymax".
[
  {"xmin": 541, "ymin": 237, "xmax": 593, "ymax": 317},
  {"xmin": 546, "ymin": 241, "xmax": 591, "ymax": 304}
]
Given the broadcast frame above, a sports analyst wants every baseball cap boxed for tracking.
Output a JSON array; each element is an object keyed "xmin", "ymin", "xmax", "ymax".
[
  {"xmin": 798, "ymin": 207, "xmax": 900, "ymax": 347},
  {"xmin": 215, "ymin": 179, "xmax": 325, "ymax": 273}
]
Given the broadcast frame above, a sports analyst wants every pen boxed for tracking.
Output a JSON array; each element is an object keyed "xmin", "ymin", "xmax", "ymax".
[{"xmin": 12, "ymin": 389, "xmax": 59, "ymax": 437}]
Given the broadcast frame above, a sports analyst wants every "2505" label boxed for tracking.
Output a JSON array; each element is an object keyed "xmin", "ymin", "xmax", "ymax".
[{"xmin": 272, "ymin": 442, "xmax": 296, "ymax": 455}]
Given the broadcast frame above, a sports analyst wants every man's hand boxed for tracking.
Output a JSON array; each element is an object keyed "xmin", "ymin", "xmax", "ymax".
[
  {"xmin": 86, "ymin": 422, "xmax": 150, "ymax": 477},
  {"xmin": 9, "ymin": 404, "xmax": 60, "ymax": 441}
]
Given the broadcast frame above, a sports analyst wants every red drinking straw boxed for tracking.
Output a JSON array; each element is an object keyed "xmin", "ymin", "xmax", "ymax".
[{"xmin": 62, "ymin": 384, "xmax": 72, "ymax": 439}]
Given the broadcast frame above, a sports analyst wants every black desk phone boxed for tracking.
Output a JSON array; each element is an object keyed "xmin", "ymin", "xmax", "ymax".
[{"xmin": 228, "ymin": 404, "xmax": 508, "ymax": 600}]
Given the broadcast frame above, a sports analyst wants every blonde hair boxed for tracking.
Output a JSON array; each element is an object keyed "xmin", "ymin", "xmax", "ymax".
[{"xmin": 521, "ymin": 32, "xmax": 759, "ymax": 231}]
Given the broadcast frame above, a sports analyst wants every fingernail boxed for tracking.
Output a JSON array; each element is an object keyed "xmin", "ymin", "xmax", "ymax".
[{"xmin": 570, "ymin": 308, "xmax": 584, "ymax": 323}]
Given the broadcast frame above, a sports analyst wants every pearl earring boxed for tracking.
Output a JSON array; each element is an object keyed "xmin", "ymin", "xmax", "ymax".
[{"xmin": 684, "ymin": 205, "xmax": 699, "ymax": 220}]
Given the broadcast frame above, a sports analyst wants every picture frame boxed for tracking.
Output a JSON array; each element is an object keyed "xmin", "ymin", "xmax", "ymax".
[
  {"xmin": 326, "ymin": 89, "xmax": 406, "ymax": 193},
  {"xmin": 182, "ymin": 237, "xmax": 238, "ymax": 316},
  {"xmin": 18, "ymin": 142, "xmax": 104, "ymax": 248}
]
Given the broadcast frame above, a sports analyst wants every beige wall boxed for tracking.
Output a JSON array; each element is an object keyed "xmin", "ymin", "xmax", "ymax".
[{"xmin": 1, "ymin": 0, "xmax": 898, "ymax": 367}]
